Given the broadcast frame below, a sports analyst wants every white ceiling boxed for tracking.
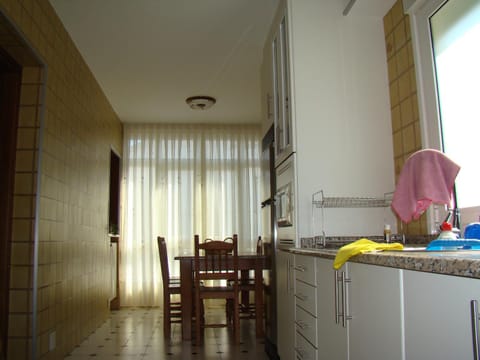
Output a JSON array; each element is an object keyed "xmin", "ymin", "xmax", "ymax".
[
  {"xmin": 49, "ymin": 0, "xmax": 279, "ymax": 124},
  {"xmin": 49, "ymin": 0, "xmax": 396, "ymax": 125}
]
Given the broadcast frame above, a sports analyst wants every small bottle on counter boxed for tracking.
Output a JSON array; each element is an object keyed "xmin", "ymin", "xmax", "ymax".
[
  {"xmin": 437, "ymin": 221, "xmax": 458, "ymax": 240},
  {"xmin": 384, "ymin": 224, "xmax": 391, "ymax": 243}
]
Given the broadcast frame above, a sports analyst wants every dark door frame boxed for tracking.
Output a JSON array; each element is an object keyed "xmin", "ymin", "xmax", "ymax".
[
  {"xmin": 0, "ymin": 46, "xmax": 22, "ymax": 360},
  {"xmin": 108, "ymin": 149, "xmax": 121, "ymax": 310}
]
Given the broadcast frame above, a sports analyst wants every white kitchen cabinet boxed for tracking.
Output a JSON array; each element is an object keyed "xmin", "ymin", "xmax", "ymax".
[
  {"xmin": 294, "ymin": 254, "xmax": 318, "ymax": 360},
  {"xmin": 276, "ymin": 249, "xmax": 295, "ymax": 360},
  {"xmin": 260, "ymin": 29, "xmax": 273, "ymax": 136},
  {"xmin": 403, "ymin": 269, "xmax": 480, "ymax": 360},
  {"xmin": 316, "ymin": 258, "xmax": 404, "ymax": 360},
  {"xmin": 261, "ymin": 0, "xmax": 395, "ymax": 238},
  {"xmin": 316, "ymin": 258, "xmax": 348, "ymax": 360},
  {"xmin": 348, "ymin": 262, "xmax": 404, "ymax": 360},
  {"xmin": 271, "ymin": 13, "xmax": 293, "ymax": 167}
]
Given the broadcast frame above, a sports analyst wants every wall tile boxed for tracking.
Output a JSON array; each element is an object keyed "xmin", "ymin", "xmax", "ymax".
[
  {"xmin": 386, "ymin": 32, "xmax": 395, "ymax": 60},
  {"xmin": 388, "ymin": 57, "xmax": 397, "ymax": 81},
  {"xmin": 8, "ymin": 313, "xmax": 29, "ymax": 337},
  {"xmin": 391, "ymin": 0, "xmax": 404, "ymax": 27},
  {"xmin": 393, "ymin": 131, "xmax": 403, "ymax": 156},
  {"xmin": 389, "ymin": 80, "xmax": 400, "ymax": 107},
  {"xmin": 1, "ymin": 0, "xmax": 122, "ymax": 357},
  {"xmin": 11, "ymin": 219, "xmax": 33, "ymax": 242},
  {"xmin": 384, "ymin": 10, "xmax": 393, "ymax": 36},
  {"xmin": 10, "ymin": 243, "xmax": 32, "ymax": 265},
  {"xmin": 396, "ymin": 45, "xmax": 409, "ymax": 75},
  {"xmin": 13, "ymin": 195, "xmax": 33, "ymax": 218},
  {"xmin": 384, "ymin": 0, "xmax": 426, "ymax": 235},
  {"xmin": 400, "ymin": 97, "xmax": 413, "ymax": 126},
  {"xmin": 402, "ymin": 124, "xmax": 416, "ymax": 153},
  {"xmin": 394, "ymin": 20, "xmax": 407, "ymax": 51},
  {"xmin": 19, "ymin": 84, "xmax": 40, "ymax": 105},
  {"xmin": 15, "ymin": 149, "xmax": 35, "ymax": 172},
  {"xmin": 7, "ymin": 338, "xmax": 29, "ymax": 360},
  {"xmin": 9, "ymin": 290, "xmax": 30, "ymax": 312},
  {"xmin": 391, "ymin": 105, "xmax": 401, "ymax": 132},
  {"xmin": 14, "ymin": 173, "xmax": 34, "ymax": 194},
  {"xmin": 398, "ymin": 71, "xmax": 411, "ymax": 101},
  {"xmin": 18, "ymin": 105, "xmax": 38, "ymax": 126},
  {"xmin": 10, "ymin": 265, "xmax": 31, "ymax": 288}
]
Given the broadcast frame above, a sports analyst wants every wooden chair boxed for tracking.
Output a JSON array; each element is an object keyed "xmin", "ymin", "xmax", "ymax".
[
  {"xmin": 239, "ymin": 236, "xmax": 263, "ymax": 318},
  {"xmin": 157, "ymin": 236, "xmax": 182, "ymax": 338},
  {"xmin": 194, "ymin": 234, "xmax": 240, "ymax": 344}
]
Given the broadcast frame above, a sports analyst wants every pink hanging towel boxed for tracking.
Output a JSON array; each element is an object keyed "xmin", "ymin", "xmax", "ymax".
[{"xmin": 391, "ymin": 149, "xmax": 460, "ymax": 223}]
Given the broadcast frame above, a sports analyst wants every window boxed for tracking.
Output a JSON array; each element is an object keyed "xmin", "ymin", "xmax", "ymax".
[
  {"xmin": 406, "ymin": 0, "xmax": 480, "ymax": 230},
  {"xmin": 121, "ymin": 124, "xmax": 262, "ymax": 305}
]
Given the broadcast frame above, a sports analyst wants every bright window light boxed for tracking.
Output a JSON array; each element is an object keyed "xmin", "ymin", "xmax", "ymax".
[{"xmin": 430, "ymin": 0, "xmax": 480, "ymax": 208}]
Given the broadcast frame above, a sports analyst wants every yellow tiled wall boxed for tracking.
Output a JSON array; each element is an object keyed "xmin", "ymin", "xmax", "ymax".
[
  {"xmin": 384, "ymin": 0, "xmax": 427, "ymax": 235},
  {"xmin": 0, "ymin": 0, "xmax": 122, "ymax": 359}
]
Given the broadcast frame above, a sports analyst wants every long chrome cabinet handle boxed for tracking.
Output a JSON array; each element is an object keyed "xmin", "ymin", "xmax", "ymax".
[
  {"xmin": 342, "ymin": 271, "xmax": 352, "ymax": 328},
  {"xmin": 334, "ymin": 271, "xmax": 340, "ymax": 324},
  {"xmin": 289, "ymin": 260, "xmax": 295, "ymax": 294},
  {"xmin": 287, "ymin": 258, "xmax": 291, "ymax": 294},
  {"xmin": 471, "ymin": 300, "xmax": 480, "ymax": 360}
]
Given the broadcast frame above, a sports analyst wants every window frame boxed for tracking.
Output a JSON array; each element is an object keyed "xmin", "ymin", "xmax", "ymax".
[
  {"xmin": 405, "ymin": 0, "xmax": 480, "ymax": 232},
  {"xmin": 405, "ymin": 0, "xmax": 447, "ymax": 152}
]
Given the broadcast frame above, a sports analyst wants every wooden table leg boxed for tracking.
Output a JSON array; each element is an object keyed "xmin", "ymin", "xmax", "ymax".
[
  {"xmin": 180, "ymin": 259, "xmax": 193, "ymax": 340},
  {"xmin": 254, "ymin": 259, "xmax": 264, "ymax": 337},
  {"xmin": 240, "ymin": 270, "xmax": 250, "ymax": 309}
]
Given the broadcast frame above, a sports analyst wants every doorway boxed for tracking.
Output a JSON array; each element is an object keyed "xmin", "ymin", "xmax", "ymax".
[
  {"xmin": 0, "ymin": 47, "xmax": 22, "ymax": 359},
  {"xmin": 109, "ymin": 150, "xmax": 121, "ymax": 310}
]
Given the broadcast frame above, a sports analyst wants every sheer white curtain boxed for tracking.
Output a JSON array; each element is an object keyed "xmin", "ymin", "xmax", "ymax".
[{"xmin": 120, "ymin": 123, "xmax": 262, "ymax": 306}]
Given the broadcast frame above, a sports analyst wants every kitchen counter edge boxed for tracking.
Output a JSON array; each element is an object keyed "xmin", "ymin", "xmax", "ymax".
[{"xmin": 287, "ymin": 247, "xmax": 480, "ymax": 279}]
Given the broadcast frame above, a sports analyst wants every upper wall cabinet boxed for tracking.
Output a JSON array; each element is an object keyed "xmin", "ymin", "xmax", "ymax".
[
  {"xmin": 272, "ymin": 14, "xmax": 293, "ymax": 167},
  {"xmin": 262, "ymin": 0, "xmax": 395, "ymax": 237}
]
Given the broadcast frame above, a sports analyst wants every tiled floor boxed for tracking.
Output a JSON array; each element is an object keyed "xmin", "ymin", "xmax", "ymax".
[{"xmin": 64, "ymin": 307, "xmax": 269, "ymax": 359}]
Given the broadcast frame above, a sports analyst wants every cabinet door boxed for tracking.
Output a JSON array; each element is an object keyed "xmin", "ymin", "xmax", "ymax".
[
  {"xmin": 276, "ymin": 249, "xmax": 295, "ymax": 360},
  {"xmin": 272, "ymin": 15, "xmax": 293, "ymax": 166},
  {"xmin": 316, "ymin": 258, "xmax": 348, "ymax": 360},
  {"xmin": 348, "ymin": 262, "xmax": 404, "ymax": 360},
  {"xmin": 404, "ymin": 270, "xmax": 480, "ymax": 360}
]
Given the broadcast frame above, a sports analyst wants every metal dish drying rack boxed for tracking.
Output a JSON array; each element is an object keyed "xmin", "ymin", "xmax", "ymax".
[{"xmin": 311, "ymin": 190, "xmax": 395, "ymax": 248}]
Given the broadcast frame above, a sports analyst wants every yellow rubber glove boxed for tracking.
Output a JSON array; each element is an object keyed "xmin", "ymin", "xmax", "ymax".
[{"xmin": 333, "ymin": 238, "xmax": 403, "ymax": 269}]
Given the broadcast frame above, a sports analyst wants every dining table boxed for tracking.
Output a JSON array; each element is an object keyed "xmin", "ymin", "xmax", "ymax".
[{"xmin": 174, "ymin": 252, "xmax": 268, "ymax": 341}]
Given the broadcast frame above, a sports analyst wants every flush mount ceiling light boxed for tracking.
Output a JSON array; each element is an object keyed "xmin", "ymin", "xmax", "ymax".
[{"xmin": 186, "ymin": 95, "xmax": 216, "ymax": 110}]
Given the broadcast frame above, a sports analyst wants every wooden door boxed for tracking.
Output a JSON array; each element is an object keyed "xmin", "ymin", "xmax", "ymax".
[{"xmin": 0, "ymin": 47, "xmax": 21, "ymax": 360}]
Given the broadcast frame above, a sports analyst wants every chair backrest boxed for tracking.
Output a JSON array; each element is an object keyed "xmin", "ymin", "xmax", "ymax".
[
  {"xmin": 256, "ymin": 236, "xmax": 262, "ymax": 255},
  {"xmin": 157, "ymin": 236, "xmax": 170, "ymax": 286},
  {"xmin": 194, "ymin": 234, "xmax": 239, "ymax": 284}
]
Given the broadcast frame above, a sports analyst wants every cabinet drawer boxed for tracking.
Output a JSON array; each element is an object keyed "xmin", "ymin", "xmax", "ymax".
[
  {"xmin": 294, "ymin": 255, "xmax": 316, "ymax": 285},
  {"xmin": 295, "ymin": 332, "xmax": 317, "ymax": 360},
  {"xmin": 295, "ymin": 280, "xmax": 317, "ymax": 316},
  {"xmin": 295, "ymin": 305, "xmax": 317, "ymax": 347}
]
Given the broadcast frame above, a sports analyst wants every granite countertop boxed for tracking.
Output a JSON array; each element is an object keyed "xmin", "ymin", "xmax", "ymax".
[{"xmin": 289, "ymin": 246, "xmax": 480, "ymax": 279}]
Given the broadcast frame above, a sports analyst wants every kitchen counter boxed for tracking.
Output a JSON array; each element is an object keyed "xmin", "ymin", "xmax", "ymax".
[{"xmin": 289, "ymin": 247, "xmax": 480, "ymax": 279}]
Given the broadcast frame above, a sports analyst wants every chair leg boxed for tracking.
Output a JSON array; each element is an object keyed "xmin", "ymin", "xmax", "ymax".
[
  {"xmin": 233, "ymin": 297, "xmax": 240, "ymax": 344},
  {"xmin": 164, "ymin": 293, "xmax": 171, "ymax": 339},
  {"xmin": 226, "ymin": 299, "xmax": 233, "ymax": 324},
  {"xmin": 195, "ymin": 294, "xmax": 202, "ymax": 345}
]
